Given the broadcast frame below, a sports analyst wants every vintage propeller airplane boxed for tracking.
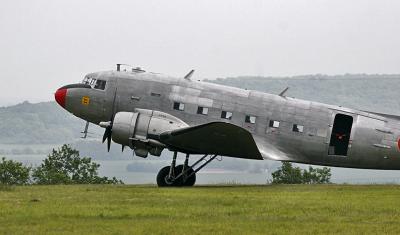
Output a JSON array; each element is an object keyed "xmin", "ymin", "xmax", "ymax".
[{"xmin": 55, "ymin": 64, "xmax": 400, "ymax": 187}]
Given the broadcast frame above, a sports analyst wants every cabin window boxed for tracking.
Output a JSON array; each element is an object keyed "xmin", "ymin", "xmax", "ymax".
[
  {"xmin": 269, "ymin": 120, "xmax": 280, "ymax": 128},
  {"xmin": 173, "ymin": 102, "xmax": 185, "ymax": 111},
  {"xmin": 94, "ymin": 80, "xmax": 107, "ymax": 90},
  {"xmin": 245, "ymin": 115, "xmax": 256, "ymax": 124},
  {"xmin": 151, "ymin": 92, "xmax": 161, "ymax": 97},
  {"xmin": 293, "ymin": 124, "xmax": 304, "ymax": 133},
  {"xmin": 221, "ymin": 111, "xmax": 233, "ymax": 120},
  {"xmin": 197, "ymin": 107, "xmax": 208, "ymax": 115}
]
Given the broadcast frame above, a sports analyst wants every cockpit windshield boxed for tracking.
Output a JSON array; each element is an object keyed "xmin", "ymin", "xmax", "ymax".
[{"xmin": 82, "ymin": 76, "xmax": 107, "ymax": 90}]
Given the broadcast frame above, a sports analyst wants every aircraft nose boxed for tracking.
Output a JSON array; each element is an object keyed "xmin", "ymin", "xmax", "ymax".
[
  {"xmin": 397, "ymin": 138, "xmax": 400, "ymax": 151},
  {"xmin": 55, "ymin": 88, "xmax": 67, "ymax": 108}
]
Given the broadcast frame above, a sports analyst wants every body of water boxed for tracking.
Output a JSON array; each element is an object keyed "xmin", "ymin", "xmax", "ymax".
[{"xmin": 5, "ymin": 154, "xmax": 400, "ymax": 185}]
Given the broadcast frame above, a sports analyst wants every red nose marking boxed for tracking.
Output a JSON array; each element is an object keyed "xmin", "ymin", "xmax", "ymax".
[
  {"xmin": 398, "ymin": 138, "xmax": 400, "ymax": 151},
  {"xmin": 55, "ymin": 88, "xmax": 67, "ymax": 108}
]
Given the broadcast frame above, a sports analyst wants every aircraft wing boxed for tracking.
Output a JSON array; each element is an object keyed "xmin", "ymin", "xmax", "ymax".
[{"xmin": 159, "ymin": 122, "xmax": 263, "ymax": 160}]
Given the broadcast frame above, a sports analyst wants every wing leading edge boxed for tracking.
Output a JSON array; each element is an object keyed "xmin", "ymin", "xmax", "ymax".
[{"xmin": 159, "ymin": 122, "xmax": 263, "ymax": 160}]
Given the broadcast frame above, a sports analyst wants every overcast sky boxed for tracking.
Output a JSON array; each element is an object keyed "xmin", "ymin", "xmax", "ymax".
[{"xmin": 1, "ymin": 0, "xmax": 399, "ymax": 106}]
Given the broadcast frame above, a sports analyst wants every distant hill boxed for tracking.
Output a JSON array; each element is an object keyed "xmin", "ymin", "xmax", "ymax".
[
  {"xmin": 0, "ymin": 101, "xmax": 83, "ymax": 144},
  {"xmin": 210, "ymin": 74, "xmax": 400, "ymax": 115},
  {"xmin": 1, "ymin": 74, "xmax": 399, "ymax": 145}
]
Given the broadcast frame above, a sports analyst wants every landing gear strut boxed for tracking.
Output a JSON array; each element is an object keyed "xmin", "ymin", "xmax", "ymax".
[{"xmin": 156, "ymin": 152, "xmax": 218, "ymax": 187}]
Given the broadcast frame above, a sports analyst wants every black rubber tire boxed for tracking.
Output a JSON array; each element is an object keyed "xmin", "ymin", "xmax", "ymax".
[
  {"xmin": 175, "ymin": 165, "xmax": 196, "ymax": 187},
  {"xmin": 156, "ymin": 166, "xmax": 174, "ymax": 187},
  {"xmin": 183, "ymin": 168, "xmax": 196, "ymax": 187}
]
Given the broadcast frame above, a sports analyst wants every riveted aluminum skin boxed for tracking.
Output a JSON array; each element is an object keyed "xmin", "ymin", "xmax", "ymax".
[{"xmin": 58, "ymin": 70, "xmax": 400, "ymax": 170}]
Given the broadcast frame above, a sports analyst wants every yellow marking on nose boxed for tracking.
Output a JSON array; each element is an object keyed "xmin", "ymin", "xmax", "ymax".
[{"xmin": 82, "ymin": 96, "xmax": 90, "ymax": 106}]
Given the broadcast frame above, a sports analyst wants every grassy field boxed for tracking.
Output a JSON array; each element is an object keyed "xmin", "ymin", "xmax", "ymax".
[{"xmin": 0, "ymin": 185, "xmax": 400, "ymax": 234}]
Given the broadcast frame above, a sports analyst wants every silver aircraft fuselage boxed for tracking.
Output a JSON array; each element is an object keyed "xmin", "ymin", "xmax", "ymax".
[{"xmin": 56, "ymin": 70, "xmax": 400, "ymax": 170}]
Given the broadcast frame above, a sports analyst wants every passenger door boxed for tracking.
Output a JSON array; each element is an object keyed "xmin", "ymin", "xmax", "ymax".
[{"xmin": 328, "ymin": 113, "xmax": 354, "ymax": 156}]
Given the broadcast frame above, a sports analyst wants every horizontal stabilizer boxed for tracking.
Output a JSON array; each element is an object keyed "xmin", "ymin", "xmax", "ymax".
[{"xmin": 159, "ymin": 122, "xmax": 263, "ymax": 160}]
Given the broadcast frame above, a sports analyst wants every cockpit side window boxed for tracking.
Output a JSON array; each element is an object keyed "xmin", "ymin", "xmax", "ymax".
[
  {"xmin": 82, "ymin": 77, "xmax": 106, "ymax": 90},
  {"xmin": 82, "ymin": 77, "xmax": 96, "ymax": 86},
  {"xmin": 82, "ymin": 77, "xmax": 90, "ymax": 85},
  {"xmin": 94, "ymin": 80, "xmax": 107, "ymax": 90},
  {"xmin": 89, "ymin": 78, "xmax": 96, "ymax": 86}
]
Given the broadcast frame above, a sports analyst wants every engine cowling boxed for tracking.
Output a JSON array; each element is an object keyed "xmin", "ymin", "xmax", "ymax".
[{"xmin": 111, "ymin": 109, "xmax": 188, "ymax": 158}]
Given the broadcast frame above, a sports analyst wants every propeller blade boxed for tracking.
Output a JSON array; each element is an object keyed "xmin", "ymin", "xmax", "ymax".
[
  {"xmin": 102, "ymin": 130, "xmax": 107, "ymax": 143},
  {"xmin": 102, "ymin": 86, "xmax": 118, "ymax": 152},
  {"xmin": 102, "ymin": 126, "xmax": 111, "ymax": 143},
  {"xmin": 102, "ymin": 126, "xmax": 112, "ymax": 152},
  {"xmin": 107, "ymin": 134, "xmax": 111, "ymax": 152}
]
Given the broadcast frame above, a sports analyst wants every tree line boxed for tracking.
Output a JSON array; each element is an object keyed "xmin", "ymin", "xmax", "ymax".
[
  {"xmin": 271, "ymin": 162, "xmax": 331, "ymax": 184},
  {"xmin": 0, "ymin": 144, "xmax": 331, "ymax": 186},
  {"xmin": 0, "ymin": 145, "xmax": 123, "ymax": 185}
]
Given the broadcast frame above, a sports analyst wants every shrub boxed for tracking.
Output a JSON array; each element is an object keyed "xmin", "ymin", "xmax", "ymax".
[
  {"xmin": 0, "ymin": 157, "xmax": 31, "ymax": 185},
  {"xmin": 32, "ymin": 145, "xmax": 123, "ymax": 185},
  {"xmin": 272, "ymin": 162, "xmax": 331, "ymax": 184}
]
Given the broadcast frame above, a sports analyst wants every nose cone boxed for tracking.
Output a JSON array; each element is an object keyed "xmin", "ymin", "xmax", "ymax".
[
  {"xmin": 55, "ymin": 88, "xmax": 67, "ymax": 108},
  {"xmin": 398, "ymin": 138, "xmax": 400, "ymax": 151}
]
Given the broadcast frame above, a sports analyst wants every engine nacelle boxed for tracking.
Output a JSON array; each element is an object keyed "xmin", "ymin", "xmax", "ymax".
[{"xmin": 111, "ymin": 109, "xmax": 188, "ymax": 158}]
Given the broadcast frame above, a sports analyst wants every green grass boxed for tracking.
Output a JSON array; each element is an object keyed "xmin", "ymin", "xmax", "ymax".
[{"xmin": 0, "ymin": 185, "xmax": 400, "ymax": 234}]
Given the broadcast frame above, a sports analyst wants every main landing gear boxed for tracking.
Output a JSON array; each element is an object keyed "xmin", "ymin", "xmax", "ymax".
[{"xmin": 156, "ymin": 152, "xmax": 218, "ymax": 187}]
